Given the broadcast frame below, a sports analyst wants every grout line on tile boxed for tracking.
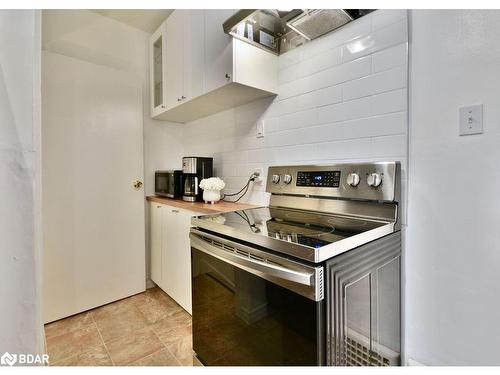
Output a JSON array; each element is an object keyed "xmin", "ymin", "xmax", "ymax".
[
  {"xmin": 149, "ymin": 322, "xmax": 184, "ymax": 366},
  {"xmin": 132, "ymin": 347, "xmax": 179, "ymax": 366},
  {"xmin": 91, "ymin": 314, "xmax": 115, "ymax": 366}
]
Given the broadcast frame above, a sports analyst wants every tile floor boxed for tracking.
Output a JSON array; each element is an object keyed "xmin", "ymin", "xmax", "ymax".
[{"xmin": 44, "ymin": 287, "xmax": 198, "ymax": 366}]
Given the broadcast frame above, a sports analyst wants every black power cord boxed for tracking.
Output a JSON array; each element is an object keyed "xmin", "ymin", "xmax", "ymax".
[{"xmin": 222, "ymin": 173, "xmax": 259, "ymax": 203}]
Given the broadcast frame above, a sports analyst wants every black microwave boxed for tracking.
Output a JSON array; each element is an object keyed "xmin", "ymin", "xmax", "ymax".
[{"xmin": 155, "ymin": 170, "xmax": 183, "ymax": 199}]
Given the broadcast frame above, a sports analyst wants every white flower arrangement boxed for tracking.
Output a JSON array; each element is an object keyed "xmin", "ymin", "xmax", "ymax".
[{"xmin": 199, "ymin": 177, "xmax": 225, "ymax": 191}]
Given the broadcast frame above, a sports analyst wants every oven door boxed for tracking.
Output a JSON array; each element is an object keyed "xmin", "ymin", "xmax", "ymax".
[{"xmin": 190, "ymin": 229, "xmax": 325, "ymax": 366}]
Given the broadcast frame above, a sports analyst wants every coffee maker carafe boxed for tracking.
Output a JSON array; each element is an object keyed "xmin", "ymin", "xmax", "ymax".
[{"xmin": 182, "ymin": 157, "xmax": 213, "ymax": 202}]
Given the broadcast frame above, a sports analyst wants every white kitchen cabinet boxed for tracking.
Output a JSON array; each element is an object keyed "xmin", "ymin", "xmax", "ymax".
[
  {"xmin": 165, "ymin": 10, "xmax": 184, "ymax": 110},
  {"xmin": 150, "ymin": 203, "xmax": 163, "ymax": 286},
  {"xmin": 149, "ymin": 202, "xmax": 202, "ymax": 314},
  {"xmin": 183, "ymin": 9, "xmax": 205, "ymax": 101},
  {"xmin": 149, "ymin": 23, "xmax": 167, "ymax": 117},
  {"xmin": 204, "ymin": 9, "xmax": 235, "ymax": 93},
  {"xmin": 150, "ymin": 10, "xmax": 278, "ymax": 123}
]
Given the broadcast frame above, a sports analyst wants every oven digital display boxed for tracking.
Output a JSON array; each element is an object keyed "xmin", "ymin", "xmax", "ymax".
[{"xmin": 296, "ymin": 171, "xmax": 341, "ymax": 188}]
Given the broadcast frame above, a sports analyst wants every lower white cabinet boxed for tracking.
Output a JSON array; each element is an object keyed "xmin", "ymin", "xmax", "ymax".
[{"xmin": 150, "ymin": 202, "xmax": 202, "ymax": 314}]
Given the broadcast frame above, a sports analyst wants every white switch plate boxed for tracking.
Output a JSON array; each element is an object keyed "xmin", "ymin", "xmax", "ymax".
[
  {"xmin": 459, "ymin": 104, "xmax": 483, "ymax": 136},
  {"xmin": 256, "ymin": 120, "xmax": 265, "ymax": 138}
]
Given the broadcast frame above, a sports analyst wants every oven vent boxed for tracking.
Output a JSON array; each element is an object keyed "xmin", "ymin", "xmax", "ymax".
[
  {"xmin": 346, "ymin": 336, "xmax": 389, "ymax": 366},
  {"xmin": 287, "ymin": 9, "xmax": 352, "ymax": 41},
  {"xmin": 199, "ymin": 235, "xmax": 286, "ymax": 268},
  {"xmin": 344, "ymin": 329, "xmax": 399, "ymax": 366}
]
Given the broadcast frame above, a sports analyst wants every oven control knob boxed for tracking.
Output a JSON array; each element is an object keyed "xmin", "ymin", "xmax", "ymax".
[
  {"xmin": 346, "ymin": 173, "xmax": 360, "ymax": 187},
  {"xmin": 272, "ymin": 174, "xmax": 281, "ymax": 184},
  {"xmin": 367, "ymin": 173, "xmax": 382, "ymax": 187},
  {"xmin": 283, "ymin": 174, "xmax": 293, "ymax": 184}
]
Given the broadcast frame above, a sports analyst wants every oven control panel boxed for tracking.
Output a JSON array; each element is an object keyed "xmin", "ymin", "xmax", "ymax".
[
  {"xmin": 266, "ymin": 162, "xmax": 400, "ymax": 203},
  {"xmin": 296, "ymin": 171, "xmax": 341, "ymax": 188}
]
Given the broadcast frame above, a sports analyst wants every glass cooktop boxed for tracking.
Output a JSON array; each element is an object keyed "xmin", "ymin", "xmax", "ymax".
[{"xmin": 193, "ymin": 207, "xmax": 385, "ymax": 251}]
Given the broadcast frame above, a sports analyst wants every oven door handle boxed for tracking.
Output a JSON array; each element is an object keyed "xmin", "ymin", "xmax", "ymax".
[{"xmin": 190, "ymin": 232, "xmax": 315, "ymax": 287}]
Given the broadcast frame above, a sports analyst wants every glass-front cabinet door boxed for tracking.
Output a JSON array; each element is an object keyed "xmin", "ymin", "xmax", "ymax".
[{"xmin": 150, "ymin": 24, "xmax": 166, "ymax": 116}]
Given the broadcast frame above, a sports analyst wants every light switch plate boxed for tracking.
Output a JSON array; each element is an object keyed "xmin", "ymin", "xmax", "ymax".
[
  {"xmin": 459, "ymin": 104, "xmax": 483, "ymax": 136},
  {"xmin": 256, "ymin": 120, "xmax": 265, "ymax": 138}
]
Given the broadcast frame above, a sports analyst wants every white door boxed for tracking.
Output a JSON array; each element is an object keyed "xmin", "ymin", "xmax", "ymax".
[
  {"xmin": 183, "ymin": 10, "xmax": 205, "ymax": 101},
  {"xmin": 42, "ymin": 52, "xmax": 146, "ymax": 323},
  {"xmin": 204, "ymin": 10, "xmax": 235, "ymax": 92},
  {"xmin": 165, "ymin": 10, "xmax": 184, "ymax": 109}
]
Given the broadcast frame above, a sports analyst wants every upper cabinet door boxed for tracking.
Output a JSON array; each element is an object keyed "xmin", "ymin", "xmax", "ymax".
[
  {"xmin": 165, "ymin": 11, "xmax": 184, "ymax": 110},
  {"xmin": 204, "ymin": 10, "xmax": 235, "ymax": 93},
  {"xmin": 150, "ymin": 25, "xmax": 166, "ymax": 116},
  {"xmin": 183, "ymin": 10, "xmax": 205, "ymax": 101}
]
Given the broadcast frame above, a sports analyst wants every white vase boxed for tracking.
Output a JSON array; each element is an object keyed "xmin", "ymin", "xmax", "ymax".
[{"xmin": 203, "ymin": 189, "xmax": 221, "ymax": 204}]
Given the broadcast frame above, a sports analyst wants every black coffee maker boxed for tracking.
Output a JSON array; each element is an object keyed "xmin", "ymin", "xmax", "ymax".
[{"xmin": 182, "ymin": 157, "xmax": 213, "ymax": 202}]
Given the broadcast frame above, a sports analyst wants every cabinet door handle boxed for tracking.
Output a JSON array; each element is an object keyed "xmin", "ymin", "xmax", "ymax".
[
  {"xmin": 225, "ymin": 73, "xmax": 231, "ymax": 81},
  {"xmin": 177, "ymin": 98, "xmax": 181, "ymax": 102},
  {"xmin": 156, "ymin": 206, "xmax": 162, "ymax": 208},
  {"xmin": 172, "ymin": 209, "xmax": 179, "ymax": 213},
  {"xmin": 181, "ymin": 95, "xmax": 186, "ymax": 100}
]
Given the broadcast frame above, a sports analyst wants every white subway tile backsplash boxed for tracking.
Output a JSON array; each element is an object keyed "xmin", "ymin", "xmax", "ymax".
[
  {"xmin": 279, "ymin": 56, "xmax": 371, "ymax": 100},
  {"xmin": 371, "ymin": 9, "xmax": 407, "ymax": 31},
  {"xmin": 273, "ymin": 97, "xmax": 298, "ymax": 116},
  {"xmin": 341, "ymin": 18, "xmax": 408, "ymax": 64},
  {"xmin": 370, "ymin": 134, "xmax": 407, "ymax": 157},
  {"xmin": 318, "ymin": 97, "xmax": 372, "ymax": 124},
  {"xmin": 182, "ymin": 9, "xmax": 408, "ymax": 206},
  {"xmin": 341, "ymin": 35, "xmax": 374, "ymax": 63},
  {"xmin": 372, "ymin": 43, "xmax": 407, "ymax": 73},
  {"xmin": 278, "ymin": 108, "xmax": 319, "ymax": 131},
  {"xmin": 371, "ymin": 89, "xmax": 407, "ymax": 115},
  {"xmin": 342, "ymin": 112, "xmax": 406, "ymax": 139},
  {"xmin": 311, "ymin": 85, "xmax": 343, "ymax": 108},
  {"xmin": 371, "ymin": 19, "xmax": 407, "ymax": 53},
  {"xmin": 315, "ymin": 55, "xmax": 372, "ymax": 88},
  {"xmin": 342, "ymin": 65, "xmax": 406, "ymax": 101},
  {"xmin": 279, "ymin": 47, "xmax": 301, "ymax": 70},
  {"xmin": 263, "ymin": 117, "xmax": 279, "ymax": 133},
  {"xmin": 279, "ymin": 63, "xmax": 300, "ymax": 84},
  {"xmin": 299, "ymin": 47, "xmax": 342, "ymax": 77}
]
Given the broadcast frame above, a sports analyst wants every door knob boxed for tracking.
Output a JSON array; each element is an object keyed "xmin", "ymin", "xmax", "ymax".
[{"xmin": 133, "ymin": 180, "xmax": 143, "ymax": 190}]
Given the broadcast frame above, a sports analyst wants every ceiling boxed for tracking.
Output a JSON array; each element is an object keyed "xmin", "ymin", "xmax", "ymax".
[{"xmin": 91, "ymin": 9, "xmax": 173, "ymax": 33}]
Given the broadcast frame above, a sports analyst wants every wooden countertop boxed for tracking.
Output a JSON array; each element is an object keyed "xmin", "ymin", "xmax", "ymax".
[{"xmin": 146, "ymin": 196, "xmax": 258, "ymax": 214}]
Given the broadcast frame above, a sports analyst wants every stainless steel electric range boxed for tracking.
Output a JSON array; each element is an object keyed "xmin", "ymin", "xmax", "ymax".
[{"xmin": 190, "ymin": 162, "xmax": 402, "ymax": 366}]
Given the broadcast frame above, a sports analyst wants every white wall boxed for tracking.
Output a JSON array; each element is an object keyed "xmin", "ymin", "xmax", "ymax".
[
  {"xmin": 407, "ymin": 10, "xmax": 500, "ymax": 365},
  {"xmin": 0, "ymin": 10, "xmax": 44, "ymax": 355},
  {"xmin": 183, "ymin": 10, "xmax": 409, "ymax": 211}
]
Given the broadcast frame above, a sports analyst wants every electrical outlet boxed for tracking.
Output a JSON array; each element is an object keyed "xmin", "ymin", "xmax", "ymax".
[
  {"xmin": 459, "ymin": 104, "xmax": 483, "ymax": 136},
  {"xmin": 253, "ymin": 168, "xmax": 264, "ymax": 185}
]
